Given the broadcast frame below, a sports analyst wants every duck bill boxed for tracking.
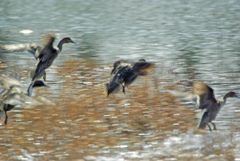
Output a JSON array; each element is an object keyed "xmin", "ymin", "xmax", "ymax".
[
  {"xmin": 71, "ymin": 40, "xmax": 76, "ymax": 44},
  {"xmin": 235, "ymin": 92, "xmax": 240, "ymax": 98},
  {"xmin": 44, "ymin": 84, "xmax": 50, "ymax": 88}
]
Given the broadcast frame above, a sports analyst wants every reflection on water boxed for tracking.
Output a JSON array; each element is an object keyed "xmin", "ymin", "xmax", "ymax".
[{"xmin": 1, "ymin": 0, "xmax": 240, "ymax": 160}]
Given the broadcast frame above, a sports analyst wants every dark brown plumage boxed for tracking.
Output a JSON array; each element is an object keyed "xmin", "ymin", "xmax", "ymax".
[
  {"xmin": 32, "ymin": 34, "xmax": 75, "ymax": 81},
  {"xmin": 196, "ymin": 84, "xmax": 238, "ymax": 131},
  {"xmin": 106, "ymin": 59, "xmax": 154, "ymax": 96},
  {"xmin": 191, "ymin": 81, "xmax": 216, "ymax": 110},
  {"xmin": 169, "ymin": 81, "xmax": 239, "ymax": 131}
]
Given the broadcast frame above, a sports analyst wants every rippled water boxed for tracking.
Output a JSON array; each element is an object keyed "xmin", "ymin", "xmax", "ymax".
[{"xmin": 1, "ymin": 0, "xmax": 240, "ymax": 160}]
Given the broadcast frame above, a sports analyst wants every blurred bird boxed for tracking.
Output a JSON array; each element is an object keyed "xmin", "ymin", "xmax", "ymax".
[
  {"xmin": 0, "ymin": 76, "xmax": 50, "ymax": 124},
  {"xmin": 0, "ymin": 33, "xmax": 76, "ymax": 81},
  {"xmin": 168, "ymin": 81, "xmax": 239, "ymax": 131},
  {"xmin": 0, "ymin": 75, "xmax": 21, "ymax": 95},
  {"xmin": 31, "ymin": 34, "xmax": 76, "ymax": 81},
  {"xmin": 106, "ymin": 59, "xmax": 154, "ymax": 96},
  {"xmin": 0, "ymin": 43, "xmax": 41, "ymax": 59}
]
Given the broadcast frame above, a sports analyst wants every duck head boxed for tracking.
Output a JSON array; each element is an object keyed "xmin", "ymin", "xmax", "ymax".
[
  {"xmin": 225, "ymin": 91, "xmax": 239, "ymax": 98},
  {"xmin": 32, "ymin": 80, "xmax": 50, "ymax": 88},
  {"xmin": 62, "ymin": 37, "xmax": 76, "ymax": 44},
  {"xmin": 27, "ymin": 80, "xmax": 50, "ymax": 96}
]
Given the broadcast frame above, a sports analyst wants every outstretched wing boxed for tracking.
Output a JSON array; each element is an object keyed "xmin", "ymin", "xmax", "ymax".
[
  {"xmin": 132, "ymin": 61, "xmax": 154, "ymax": 75},
  {"xmin": 106, "ymin": 65, "xmax": 133, "ymax": 95},
  {"xmin": 192, "ymin": 82, "xmax": 217, "ymax": 110},
  {"xmin": 31, "ymin": 46, "xmax": 43, "ymax": 59},
  {"xmin": 116, "ymin": 65, "xmax": 137, "ymax": 87},
  {"xmin": 197, "ymin": 86, "xmax": 216, "ymax": 109},
  {"xmin": 1, "ymin": 93, "xmax": 25, "ymax": 107},
  {"xmin": 111, "ymin": 60, "xmax": 123, "ymax": 75},
  {"xmin": 37, "ymin": 35, "xmax": 55, "ymax": 61},
  {"xmin": 0, "ymin": 43, "xmax": 40, "ymax": 59}
]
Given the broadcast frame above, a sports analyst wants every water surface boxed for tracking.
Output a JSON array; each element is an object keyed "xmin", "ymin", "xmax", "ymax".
[{"xmin": 1, "ymin": 0, "xmax": 240, "ymax": 160}]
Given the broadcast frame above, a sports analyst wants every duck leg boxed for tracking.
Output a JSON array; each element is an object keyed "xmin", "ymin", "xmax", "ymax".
[
  {"xmin": 43, "ymin": 71, "xmax": 46, "ymax": 81},
  {"xmin": 122, "ymin": 85, "xmax": 125, "ymax": 94},
  {"xmin": 207, "ymin": 124, "xmax": 212, "ymax": 131},
  {"xmin": 210, "ymin": 122, "xmax": 217, "ymax": 130},
  {"xmin": 4, "ymin": 111, "xmax": 8, "ymax": 125},
  {"xmin": 120, "ymin": 83, "xmax": 126, "ymax": 94}
]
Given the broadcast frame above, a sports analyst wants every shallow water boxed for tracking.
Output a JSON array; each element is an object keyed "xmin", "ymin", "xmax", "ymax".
[{"xmin": 1, "ymin": 0, "xmax": 240, "ymax": 160}]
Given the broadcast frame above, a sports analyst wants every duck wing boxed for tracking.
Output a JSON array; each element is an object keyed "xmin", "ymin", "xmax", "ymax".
[
  {"xmin": 106, "ymin": 71, "xmax": 124, "ymax": 96},
  {"xmin": 198, "ymin": 86, "xmax": 216, "ymax": 109},
  {"xmin": 37, "ymin": 35, "xmax": 56, "ymax": 61},
  {"xmin": 106, "ymin": 65, "xmax": 133, "ymax": 95},
  {"xmin": 109, "ymin": 65, "xmax": 131, "ymax": 87},
  {"xmin": 132, "ymin": 61, "xmax": 154, "ymax": 76},
  {"xmin": 1, "ymin": 93, "xmax": 25, "ymax": 107},
  {"xmin": 0, "ymin": 75, "xmax": 21, "ymax": 89},
  {"xmin": 111, "ymin": 60, "xmax": 123, "ymax": 75},
  {"xmin": 116, "ymin": 65, "xmax": 137, "ymax": 86},
  {"xmin": 31, "ymin": 46, "xmax": 42, "ymax": 59},
  {"xmin": 192, "ymin": 82, "xmax": 217, "ymax": 109},
  {"xmin": 111, "ymin": 59, "xmax": 139, "ymax": 75},
  {"xmin": 0, "ymin": 43, "xmax": 40, "ymax": 59},
  {"xmin": 167, "ymin": 90, "xmax": 197, "ymax": 100},
  {"xmin": 114, "ymin": 60, "xmax": 153, "ymax": 87}
]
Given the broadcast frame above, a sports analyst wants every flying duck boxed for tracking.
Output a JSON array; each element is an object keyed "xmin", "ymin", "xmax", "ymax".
[{"xmin": 106, "ymin": 59, "xmax": 154, "ymax": 96}]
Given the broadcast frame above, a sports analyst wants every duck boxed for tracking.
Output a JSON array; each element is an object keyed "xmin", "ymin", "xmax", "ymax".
[
  {"xmin": 168, "ymin": 81, "xmax": 239, "ymax": 131},
  {"xmin": 0, "ymin": 75, "xmax": 22, "ymax": 95},
  {"xmin": 0, "ymin": 42, "xmax": 41, "ymax": 59},
  {"xmin": 106, "ymin": 59, "xmax": 154, "ymax": 96},
  {"xmin": 0, "ymin": 76, "xmax": 50, "ymax": 124},
  {"xmin": 31, "ymin": 34, "xmax": 76, "ymax": 81}
]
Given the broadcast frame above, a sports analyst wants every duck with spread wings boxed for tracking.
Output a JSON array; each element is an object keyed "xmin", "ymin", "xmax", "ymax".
[
  {"xmin": 106, "ymin": 59, "xmax": 154, "ymax": 96},
  {"xmin": 31, "ymin": 34, "xmax": 75, "ymax": 81}
]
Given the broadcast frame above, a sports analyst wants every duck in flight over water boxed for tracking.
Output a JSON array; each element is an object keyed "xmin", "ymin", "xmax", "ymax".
[
  {"xmin": 0, "ymin": 33, "xmax": 76, "ymax": 81},
  {"xmin": 0, "ymin": 76, "xmax": 50, "ymax": 124},
  {"xmin": 106, "ymin": 59, "xmax": 154, "ymax": 96},
  {"xmin": 0, "ymin": 42, "xmax": 41, "ymax": 59},
  {"xmin": 31, "ymin": 34, "xmax": 75, "ymax": 81},
  {"xmin": 169, "ymin": 81, "xmax": 239, "ymax": 131}
]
